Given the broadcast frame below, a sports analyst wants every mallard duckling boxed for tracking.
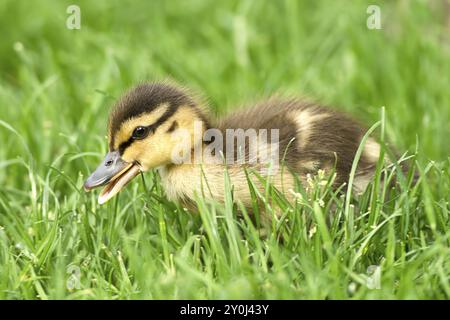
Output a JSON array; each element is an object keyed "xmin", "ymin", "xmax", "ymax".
[{"xmin": 84, "ymin": 82, "xmax": 384, "ymax": 209}]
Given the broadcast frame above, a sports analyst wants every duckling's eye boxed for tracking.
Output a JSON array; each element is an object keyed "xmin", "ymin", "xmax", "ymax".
[{"xmin": 132, "ymin": 126, "xmax": 149, "ymax": 140}]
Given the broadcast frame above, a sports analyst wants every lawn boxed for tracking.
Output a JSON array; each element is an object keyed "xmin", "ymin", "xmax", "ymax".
[{"xmin": 0, "ymin": 0, "xmax": 449, "ymax": 299}]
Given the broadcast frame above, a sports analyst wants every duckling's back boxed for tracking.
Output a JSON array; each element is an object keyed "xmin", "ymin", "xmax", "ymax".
[{"xmin": 216, "ymin": 98, "xmax": 381, "ymax": 192}]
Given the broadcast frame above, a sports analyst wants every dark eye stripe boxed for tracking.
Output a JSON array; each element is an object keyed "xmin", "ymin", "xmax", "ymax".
[
  {"xmin": 117, "ymin": 104, "xmax": 177, "ymax": 155},
  {"xmin": 118, "ymin": 138, "xmax": 134, "ymax": 155}
]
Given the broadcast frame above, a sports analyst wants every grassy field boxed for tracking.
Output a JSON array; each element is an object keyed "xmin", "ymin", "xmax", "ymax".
[{"xmin": 0, "ymin": 0, "xmax": 449, "ymax": 299}]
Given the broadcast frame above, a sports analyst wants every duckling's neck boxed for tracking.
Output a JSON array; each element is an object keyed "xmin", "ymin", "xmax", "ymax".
[
  {"xmin": 157, "ymin": 163, "xmax": 203, "ymax": 203},
  {"xmin": 157, "ymin": 141, "xmax": 226, "ymax": 203}
]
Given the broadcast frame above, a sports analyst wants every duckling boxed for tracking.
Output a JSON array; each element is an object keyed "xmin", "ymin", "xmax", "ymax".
[{"xmin": 84, "ymin": 81, "xmax": 385, "ymax": 209}]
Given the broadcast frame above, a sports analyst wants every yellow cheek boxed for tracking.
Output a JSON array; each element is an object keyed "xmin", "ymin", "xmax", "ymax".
[
  {"xmin": 121, "ymin": 136, "xmax": 178, "ymax": 170},
  {"xmin": 121, "ymin": 141, "xmax": 144, "ymax": 163}
]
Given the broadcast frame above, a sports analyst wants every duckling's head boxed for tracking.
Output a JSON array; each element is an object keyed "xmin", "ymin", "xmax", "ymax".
[{"xmin": 84, "ymin": 82, "xmax": 208, "ymax": 204}]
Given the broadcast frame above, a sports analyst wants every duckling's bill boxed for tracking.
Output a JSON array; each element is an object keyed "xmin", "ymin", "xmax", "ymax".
[{"xmin": 83, "ymin": 151, "xmax": 141, "ymax": 204}]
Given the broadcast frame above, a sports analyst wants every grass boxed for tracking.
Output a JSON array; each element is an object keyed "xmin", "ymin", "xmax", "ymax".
[{"xmin": 0, "ymin": 0, "xmax": 449, "ymax": 299}]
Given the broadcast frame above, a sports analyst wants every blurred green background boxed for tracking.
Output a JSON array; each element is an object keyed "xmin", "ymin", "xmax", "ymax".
[{"xmin": 0, "ymin": 0, "xmax": 449, "ymax": 299}]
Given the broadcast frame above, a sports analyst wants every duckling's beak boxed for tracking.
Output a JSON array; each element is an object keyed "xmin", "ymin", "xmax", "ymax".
[{"xmin": 84, "ymin": 151, "xmax": 141, "ymax": 204}]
